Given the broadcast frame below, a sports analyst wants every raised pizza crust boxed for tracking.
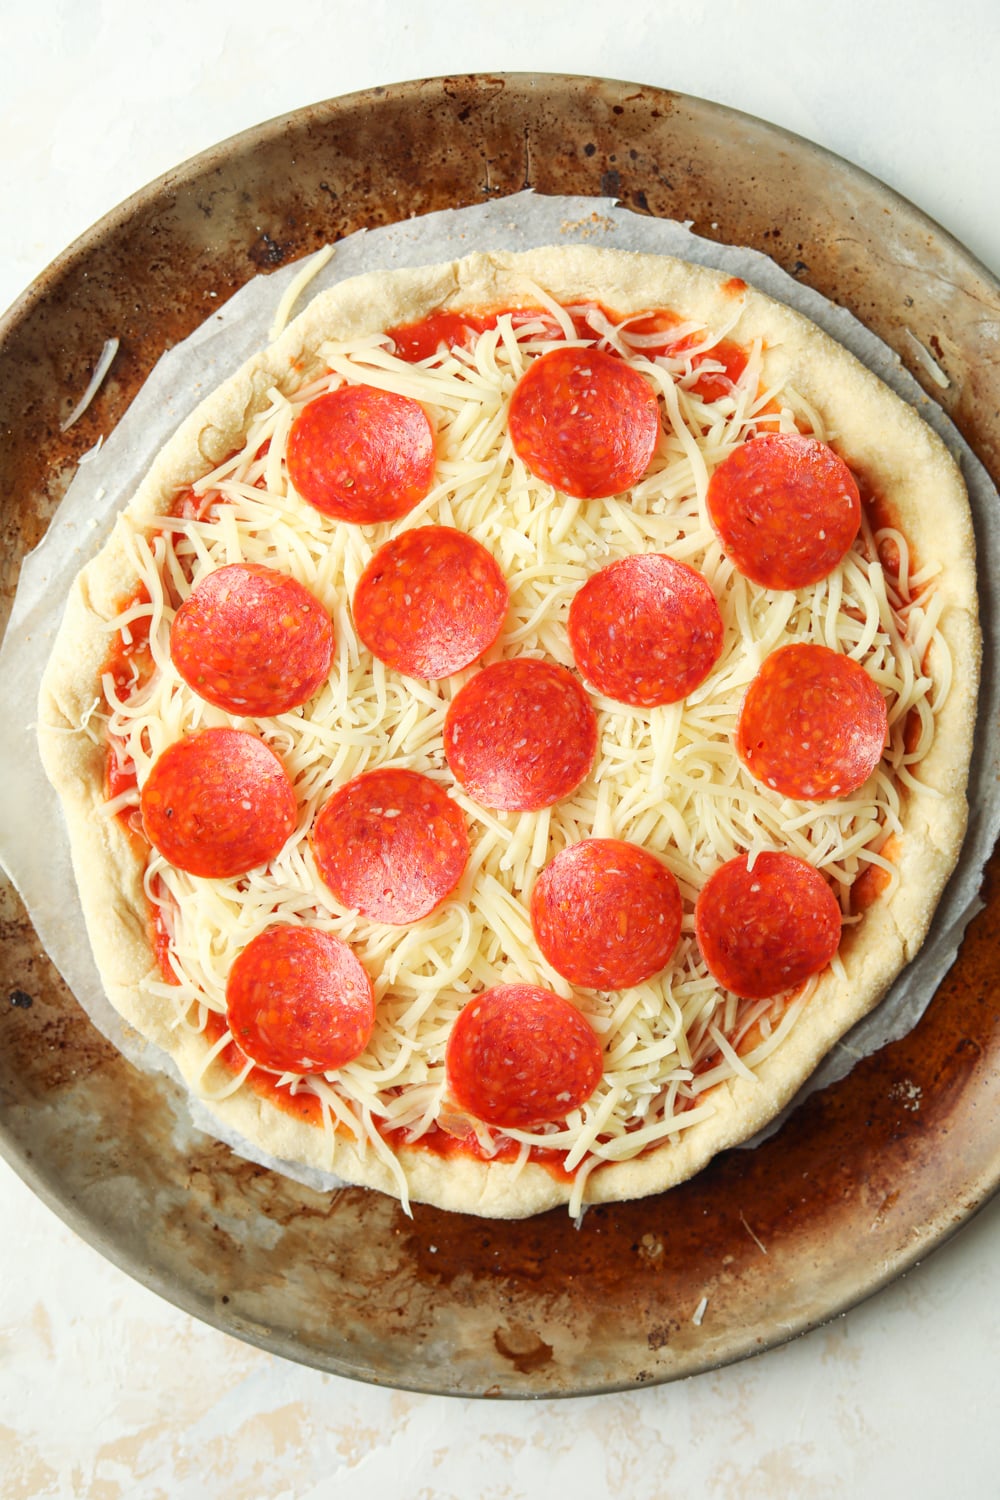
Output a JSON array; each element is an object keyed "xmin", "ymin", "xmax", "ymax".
[{"xmin": 38, "ymin": 246, "xmax": 980, "ymax": 1218}]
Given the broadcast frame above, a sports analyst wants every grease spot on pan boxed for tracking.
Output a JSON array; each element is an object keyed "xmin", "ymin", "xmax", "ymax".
[{"xmin": 493, "ymin": 1322, "xmax": 554, "ymax": 1373}]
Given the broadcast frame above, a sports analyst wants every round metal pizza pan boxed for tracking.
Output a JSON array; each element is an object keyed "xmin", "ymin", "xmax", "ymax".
[{"xmin": 1, "ymin": 75, "xmax": 998, "ymax": 1398}]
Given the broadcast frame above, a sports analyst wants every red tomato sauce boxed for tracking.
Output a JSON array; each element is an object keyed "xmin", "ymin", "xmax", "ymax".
[
  {"xmin": 386, "ymin": 302, "xmax": 752, "ymax": 405},
  {"xmin": 688, "ymin": 340, "xmax": 750, "ymax": 401},
  {"xmin": 170, "ymin": 486, "xmax": 213, "ymax": 522},
  {"xmin": 200, "ymin": 1009, "xmax": 326, "ymax": 1126},
  {"xmin": 383, "ymin": 1121, "xmax": 577, "ymax": 1182},
  {"xmin": 851, "ymin": 834, "xmax": 900, "ymax": 912},
  {"xmin": 851, "ymin": 463, "xmax": 935, "ymax": 760},
  {"xmin": 148, "ymin": 874, "xmax": 180, "ymax": 985},
  {"xmin": 387, "ymin": 310, "xmax": 498, "ymax": 361},
  {"xmin": 101, "ymin": 587, "xmax": 152, "ymax": 819},
  {"xmin": 104, "ymin": 733, "xmax": 138, "ymax": 804}
]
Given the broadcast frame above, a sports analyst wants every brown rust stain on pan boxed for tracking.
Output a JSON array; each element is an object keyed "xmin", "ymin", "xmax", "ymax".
[{"xmin": 1, "ymin": 75, "xmax": 999, "ymax": 1396}]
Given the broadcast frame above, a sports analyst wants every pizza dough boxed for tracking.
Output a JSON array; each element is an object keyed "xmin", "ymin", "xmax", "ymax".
[{"xmin": 36, "ymin": 245, "xmax": 981, "ymax": 1218}]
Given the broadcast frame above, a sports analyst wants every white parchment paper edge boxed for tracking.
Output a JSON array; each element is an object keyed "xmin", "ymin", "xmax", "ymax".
[{"xmin": 1, "ymin": 191, "xmax": 997, "ymax": 1187}]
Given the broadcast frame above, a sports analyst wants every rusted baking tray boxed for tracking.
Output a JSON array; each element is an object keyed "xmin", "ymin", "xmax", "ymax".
[{"xmin": 1, "ymin": 75, "xmax": 998, "ymax": 1397}]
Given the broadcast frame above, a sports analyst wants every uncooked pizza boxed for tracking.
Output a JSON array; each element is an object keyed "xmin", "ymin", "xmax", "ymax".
[{"xmin": 37, "ymin": 246, "xmax": 980, "ymax": 1219}]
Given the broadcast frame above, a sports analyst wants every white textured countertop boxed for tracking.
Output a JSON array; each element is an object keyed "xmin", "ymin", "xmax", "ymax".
[{"xmin": 2, "ymin": 2, "xmax": 999, "ymax": 1494}]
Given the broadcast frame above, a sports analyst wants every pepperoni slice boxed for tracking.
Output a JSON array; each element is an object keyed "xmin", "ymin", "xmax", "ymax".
[
  {"xmin": 353, "ymin": 526, "xmax": 509, "ymax": 679},
  {"xmin": 530, "ymin": 839, "xmax": 683, "ymax": 990},
  {"xmin": 706, "ymin": 432, "xmax": 861, "ymax": 590},
  {"xmin": 310, "ymin": 767, "xmax": 469, "ymax": 925},
  {"xmin": 736, "ymin": 642, "xmax": 888, "ymax": 801},
  {"xmin": 286, "ymin": 385, "xmax": 436, "ymax": 524},
  {"xmin": 694, "ymin": 851, "xmax": 842, "ymax": 999},
  {"xmin": 568, "ymin": 553, "xmax": 724, "ymax": 706},
  {"xmin": 508, "ymin": 345, "xmax": 659, "ymax": 499},
  {"xmin": 445, "ymin": 984, "xmax": 604, "ymax": 1130},
  {"xmin": 170, "ymin": 563, "xmax": 334, "ymax": 716},
  {"xmin": 443, "ymin": 658, "xmax": 597, "ymax": 812},
  {"xmin": 226, "ymin": 925, "xmax": 374, "ymax": 1074},
  {"xmin": 140, "ymin": 727, "xmax": 297, "ymax": 879}
]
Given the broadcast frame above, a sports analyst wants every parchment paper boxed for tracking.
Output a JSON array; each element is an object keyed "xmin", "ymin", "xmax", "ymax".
[{"xmin": 1, "ymin": 192, "xmax": 997, "ymax": 1186}]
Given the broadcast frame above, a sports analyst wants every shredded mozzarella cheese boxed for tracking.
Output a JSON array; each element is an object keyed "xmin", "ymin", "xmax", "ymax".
[
  {"xmin": 97, "ymin": 295, "xmax": 947, "ymax": 1193},
  {"xmin": 268, "ymin": 245, "xmax": 336, "ymax": 342},
  {"xmin": 61, "ymin": 338, "xmax": 120, "ymax": 432}
]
